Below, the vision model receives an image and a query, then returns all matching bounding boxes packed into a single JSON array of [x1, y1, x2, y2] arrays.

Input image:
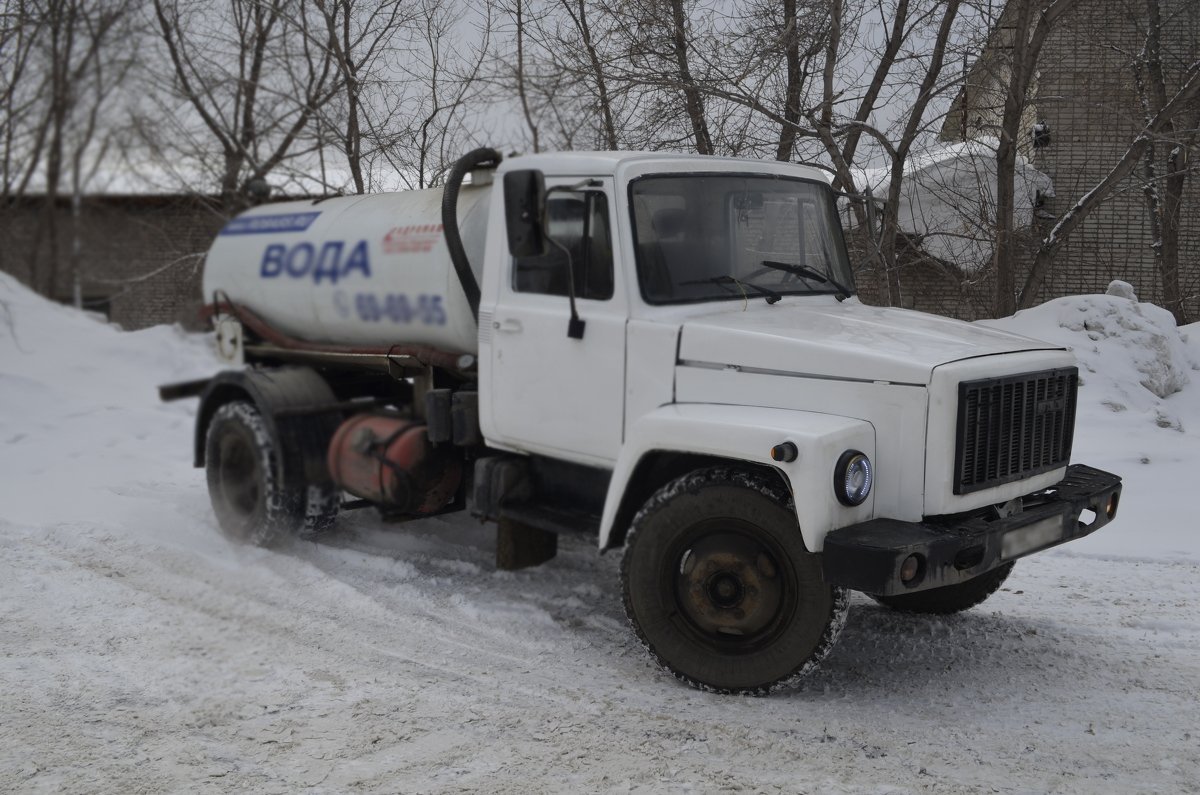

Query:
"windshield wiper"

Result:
[[682, 275, 781, 304], [760, 259, 853, 300]]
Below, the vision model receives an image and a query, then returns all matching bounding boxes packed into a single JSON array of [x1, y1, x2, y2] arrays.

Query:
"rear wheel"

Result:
[[870, 562, 1015, 614], [205, 401, 338, 546], [621, 467, 848, 694]]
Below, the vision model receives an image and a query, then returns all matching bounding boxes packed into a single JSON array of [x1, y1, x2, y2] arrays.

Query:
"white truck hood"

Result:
[[677, 298, 1060, 385]]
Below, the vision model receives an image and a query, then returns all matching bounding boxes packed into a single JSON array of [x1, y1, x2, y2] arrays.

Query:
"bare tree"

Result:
[[807, 0, 966, 305], [1, 1, 47, 303], [675, 0, 829, 159], [773, 0, 825, 161], [4, 0, 134, 297], [62, 4, 136, 306], [310, 0, 414, 194], [983, 0, 1081, 315], [504, 0, 542, 151], [1018, 62, 1200, 308], [514, 0, 970, 304], [487, 0, 604, 152], [491, 0, 829, 159], [150, 0, 339, 205], [813, 0, 905, 192], [902, 0, 1198, 318], [1, 0, 50, 200], [1128, 0, 1198, 324], [371, 0, 493, 189], [558, 0, 620, 149], [492, 0, 628, 151], [595, 0, 719, 154], [666, 0, 711, 153]]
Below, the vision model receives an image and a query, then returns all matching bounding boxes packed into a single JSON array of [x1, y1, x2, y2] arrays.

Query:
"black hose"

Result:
[[442, 147, 502, 321]]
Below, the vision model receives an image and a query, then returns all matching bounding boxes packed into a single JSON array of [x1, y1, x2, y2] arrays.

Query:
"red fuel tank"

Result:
[[326, 414, 461, 514]]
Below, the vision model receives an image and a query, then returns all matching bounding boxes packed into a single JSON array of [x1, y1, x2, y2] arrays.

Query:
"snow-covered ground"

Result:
[[2, 273, 1198, 793]]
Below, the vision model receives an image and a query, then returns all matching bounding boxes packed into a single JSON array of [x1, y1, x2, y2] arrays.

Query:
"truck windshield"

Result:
[[629, 174, 855, 304]]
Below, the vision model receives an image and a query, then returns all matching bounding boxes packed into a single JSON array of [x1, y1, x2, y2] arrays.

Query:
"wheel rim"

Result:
[[670, 520, 796, 653], [217, 430, 261, 532]]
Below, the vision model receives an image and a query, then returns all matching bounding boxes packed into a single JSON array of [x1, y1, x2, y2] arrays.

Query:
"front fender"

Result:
[[599, 404, 876, 553]]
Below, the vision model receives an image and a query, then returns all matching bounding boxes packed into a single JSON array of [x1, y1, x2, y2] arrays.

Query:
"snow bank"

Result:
[[983, 285, 1194, 404], [849, 138, 1052, 270], [0, 271, 220, 532], [979, 283, 1200, 561]]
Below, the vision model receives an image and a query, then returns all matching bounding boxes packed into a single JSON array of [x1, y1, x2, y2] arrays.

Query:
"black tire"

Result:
[[205, 401, 338, 546], [621, 467, 849, 695], [870, 562, 1015, 615]]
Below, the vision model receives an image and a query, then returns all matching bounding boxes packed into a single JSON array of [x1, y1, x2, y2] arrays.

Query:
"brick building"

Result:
[[938, 0, 1199, 321], [0, 195, 227, 330]]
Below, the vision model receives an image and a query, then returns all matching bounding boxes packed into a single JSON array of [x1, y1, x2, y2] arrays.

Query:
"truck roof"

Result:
[[497, 151, 832, 183]]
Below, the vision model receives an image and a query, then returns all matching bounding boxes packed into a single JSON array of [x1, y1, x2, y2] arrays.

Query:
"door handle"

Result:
[[494, 318, 523, 333]]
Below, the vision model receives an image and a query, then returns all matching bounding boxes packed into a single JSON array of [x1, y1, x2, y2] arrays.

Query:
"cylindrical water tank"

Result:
[[201, 185, 491, 354]]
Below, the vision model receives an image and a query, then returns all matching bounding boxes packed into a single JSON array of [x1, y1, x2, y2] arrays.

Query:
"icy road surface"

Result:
[[2, 274, 1198, 793]]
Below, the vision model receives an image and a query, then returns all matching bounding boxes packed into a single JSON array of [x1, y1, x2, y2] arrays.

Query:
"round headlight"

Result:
[[834, 450, 872, 506]]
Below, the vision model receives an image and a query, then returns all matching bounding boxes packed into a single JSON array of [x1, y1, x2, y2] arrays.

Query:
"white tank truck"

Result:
[[162, 148, 1123, 693]]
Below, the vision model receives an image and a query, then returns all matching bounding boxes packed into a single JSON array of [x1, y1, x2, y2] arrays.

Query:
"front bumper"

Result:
[[821, 464, 1121, 596]]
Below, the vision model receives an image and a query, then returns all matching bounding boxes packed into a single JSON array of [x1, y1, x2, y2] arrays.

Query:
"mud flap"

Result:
[[496, 517, 558, 570]]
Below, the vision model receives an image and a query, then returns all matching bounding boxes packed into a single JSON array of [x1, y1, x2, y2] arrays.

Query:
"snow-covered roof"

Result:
[[847, 137, 1053, 271]]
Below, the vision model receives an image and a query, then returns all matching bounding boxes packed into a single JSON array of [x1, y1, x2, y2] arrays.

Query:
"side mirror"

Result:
[[503, 169, 547, 257]]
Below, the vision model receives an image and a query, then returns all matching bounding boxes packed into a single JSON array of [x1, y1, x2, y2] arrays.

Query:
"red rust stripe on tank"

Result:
[[199, 297, 467, 372]]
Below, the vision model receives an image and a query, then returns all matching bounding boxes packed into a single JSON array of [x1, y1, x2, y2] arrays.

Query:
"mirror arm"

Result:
[[543, 233, 586, 340], [547, 179, 603, 196]]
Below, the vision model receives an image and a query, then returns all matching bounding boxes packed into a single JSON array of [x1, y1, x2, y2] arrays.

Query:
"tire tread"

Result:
[[620, 466, 848, 695]]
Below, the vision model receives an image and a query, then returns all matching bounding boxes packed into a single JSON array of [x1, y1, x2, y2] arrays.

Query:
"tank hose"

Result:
[[442, 147, 503, 321]]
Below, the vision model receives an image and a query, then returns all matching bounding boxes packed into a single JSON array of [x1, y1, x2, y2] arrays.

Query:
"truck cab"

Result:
[[178, 150, 1122, 694]]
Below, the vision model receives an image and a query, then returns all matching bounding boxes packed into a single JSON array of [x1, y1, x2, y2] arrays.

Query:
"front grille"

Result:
[[954, 367, 1077, 494]]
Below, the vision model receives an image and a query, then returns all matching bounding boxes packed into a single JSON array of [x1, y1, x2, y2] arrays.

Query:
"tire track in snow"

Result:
[[4, 513, 1198, 793]]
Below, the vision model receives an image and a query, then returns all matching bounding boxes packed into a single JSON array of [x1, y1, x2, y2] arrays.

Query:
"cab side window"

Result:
[[514, 192, 614, 300]]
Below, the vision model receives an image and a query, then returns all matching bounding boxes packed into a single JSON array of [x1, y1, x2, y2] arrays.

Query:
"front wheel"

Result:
[[621, 467, 848, 694]]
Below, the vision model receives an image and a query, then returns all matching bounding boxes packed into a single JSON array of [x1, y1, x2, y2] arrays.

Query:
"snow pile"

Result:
[[979, 282, 1200, 560], [986, 284, 1193, 402], [849, 137, 1053, 270], [0, 271, 220, 531], [979, 283, 1196, 419]]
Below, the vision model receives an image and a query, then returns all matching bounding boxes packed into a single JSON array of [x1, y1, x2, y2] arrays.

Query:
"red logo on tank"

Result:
[[383, 224, 444, 255]]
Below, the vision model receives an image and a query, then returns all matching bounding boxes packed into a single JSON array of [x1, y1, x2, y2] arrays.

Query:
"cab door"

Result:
[[482, 179, 627, 465]]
